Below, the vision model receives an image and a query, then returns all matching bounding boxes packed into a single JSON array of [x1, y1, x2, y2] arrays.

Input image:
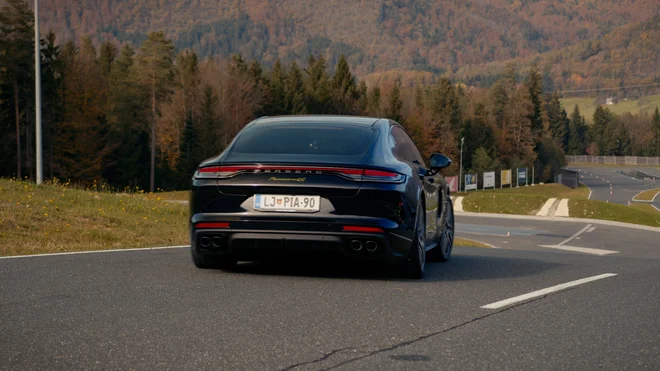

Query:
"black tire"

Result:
[[191, 247, 237, 270], [404, 204, 426, 279], [428, 199, 454, 262]]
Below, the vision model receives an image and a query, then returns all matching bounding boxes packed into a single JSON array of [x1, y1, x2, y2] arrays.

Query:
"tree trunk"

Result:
[[14, 79, 21, 179], [150, 78, 156, 193]]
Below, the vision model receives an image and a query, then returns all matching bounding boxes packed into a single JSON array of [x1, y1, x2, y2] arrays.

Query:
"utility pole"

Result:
[[34, 0, 43, 184], [459, 137, 464, 193]]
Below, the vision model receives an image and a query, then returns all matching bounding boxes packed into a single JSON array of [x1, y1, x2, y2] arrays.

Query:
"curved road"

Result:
[[1, 214, 660, 370], [568, 165, 660, 209]]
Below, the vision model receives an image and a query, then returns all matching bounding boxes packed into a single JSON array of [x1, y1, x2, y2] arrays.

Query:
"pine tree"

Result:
[[304, 54, 331, 113], [0, 0, 34, 178], [367, 86, 381, 116], [470, 147, 494, 174], [41, 30, 64, 179], [545, 93, 569, 150], [385, 81, 403, 123], [331, 55, 358, 114], [99, 41, 118, 79], [593, 105, 614, 155], [285, 61, 306, 114], [264, 58, 287, 116], [524, 62, 545, 138], [135, 31, 175, 192], [198, 85, 220, 160], [107, 45, 150, 188]]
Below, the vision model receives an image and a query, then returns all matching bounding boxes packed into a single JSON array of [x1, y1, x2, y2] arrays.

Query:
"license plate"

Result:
[[254, 195, 321, 213]]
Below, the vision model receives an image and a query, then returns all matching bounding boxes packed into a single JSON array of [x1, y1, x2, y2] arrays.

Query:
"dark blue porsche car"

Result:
[[188, 115, 455, 278]]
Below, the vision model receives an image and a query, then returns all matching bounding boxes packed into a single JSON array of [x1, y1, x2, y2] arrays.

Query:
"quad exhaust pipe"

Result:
[[199, 236, 211, 248], [365, 241, 378, 252]]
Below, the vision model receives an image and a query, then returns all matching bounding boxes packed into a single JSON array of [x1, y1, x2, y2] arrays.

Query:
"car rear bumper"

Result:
[[190, 213, 413, 263]]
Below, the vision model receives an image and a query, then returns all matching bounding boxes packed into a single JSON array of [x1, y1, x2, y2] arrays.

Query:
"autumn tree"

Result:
[[545, 93, 570, 150], [135, 31, 175, 192]]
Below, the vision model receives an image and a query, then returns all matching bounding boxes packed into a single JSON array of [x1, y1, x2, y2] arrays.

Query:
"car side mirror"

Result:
[[429, 153, 452, 170]]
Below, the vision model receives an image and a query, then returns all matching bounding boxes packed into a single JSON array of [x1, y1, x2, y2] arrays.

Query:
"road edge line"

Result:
[[0, 245, 190, 260]]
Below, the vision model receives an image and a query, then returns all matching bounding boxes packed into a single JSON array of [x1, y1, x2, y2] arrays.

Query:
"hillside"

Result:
[[560, 94, 660, 123], [37, 0, 660, 84], [455, 14, 660, 91]]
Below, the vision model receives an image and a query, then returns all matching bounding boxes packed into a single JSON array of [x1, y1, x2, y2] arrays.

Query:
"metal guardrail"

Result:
[[566, 155, 660, 166]]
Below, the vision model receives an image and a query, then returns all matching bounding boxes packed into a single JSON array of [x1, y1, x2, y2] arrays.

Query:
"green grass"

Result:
[[569, 199, 660, 227], [462, 193, 548, 215], [457, 183, 590, 215], [0, 178, 188, 256], [629, 203, 660, 213], [561, 94, 660, 123], [632, 187, 660, 201], [459, 183, 590, 199]]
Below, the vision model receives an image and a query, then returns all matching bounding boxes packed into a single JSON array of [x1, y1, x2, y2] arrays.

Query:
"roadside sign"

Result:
[[446, 176, 458, 193], [483, 171, 496, 189], [465, 173, 478, 191], [501, 169, 512, 188], [518, 168, 527, 186]]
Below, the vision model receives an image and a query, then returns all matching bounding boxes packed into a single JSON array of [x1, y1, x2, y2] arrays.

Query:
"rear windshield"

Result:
[[230, 123, 376, 155]]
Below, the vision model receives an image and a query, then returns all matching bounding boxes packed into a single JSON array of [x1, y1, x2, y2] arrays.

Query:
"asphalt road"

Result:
[[2, 214, 660, 370], [567, 165, 660, 208]]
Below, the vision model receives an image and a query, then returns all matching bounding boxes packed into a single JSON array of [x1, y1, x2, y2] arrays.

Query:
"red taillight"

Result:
[[195, 165, 403, 182], [196, 222, 230, 229], [342, 226, 384, 233]]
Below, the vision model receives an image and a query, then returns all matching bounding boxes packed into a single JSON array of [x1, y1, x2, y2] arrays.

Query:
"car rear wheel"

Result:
[[428, 199, 454, 262], [191, 247, 237, 270], [404, 204, 426, 279]]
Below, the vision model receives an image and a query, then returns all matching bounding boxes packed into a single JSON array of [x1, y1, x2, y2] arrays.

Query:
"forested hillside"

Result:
[[2, 0, 660, 193], [35, 0, 660, 88]]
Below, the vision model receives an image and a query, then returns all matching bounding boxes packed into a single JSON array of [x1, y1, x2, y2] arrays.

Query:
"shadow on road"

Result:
[[223, 249, 565, 282]]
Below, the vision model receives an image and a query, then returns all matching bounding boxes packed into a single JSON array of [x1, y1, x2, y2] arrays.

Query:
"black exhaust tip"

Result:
[[366, 241, 378, 252], [350, 240, 363, 252], [211, 236, 223, 249], [199, 236, 211, 248]]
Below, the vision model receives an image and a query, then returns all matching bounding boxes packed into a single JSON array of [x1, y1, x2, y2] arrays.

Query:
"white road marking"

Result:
[[579, 182, 593, 200], [481, 273, 618, 309], [538, 244, 619, 256], [557, 224, 592, 246], [555, 199, 570, 217], [587, 227, 596, 233], [536, 198, 557, 216], [0, 245, 190, 260]]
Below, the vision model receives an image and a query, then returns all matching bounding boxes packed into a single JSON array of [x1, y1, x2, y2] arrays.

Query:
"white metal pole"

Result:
[[34, 0, 43, 184], [459, 137, 464, 193]]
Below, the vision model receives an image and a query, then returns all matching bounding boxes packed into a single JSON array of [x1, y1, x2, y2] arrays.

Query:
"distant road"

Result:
[[1, 214, 659, 370], [567, 165, 660, 208]]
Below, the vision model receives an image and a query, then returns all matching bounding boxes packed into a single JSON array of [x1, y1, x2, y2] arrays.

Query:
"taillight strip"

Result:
[[196, 165, 403, 182], [196, 222, 230, 229]]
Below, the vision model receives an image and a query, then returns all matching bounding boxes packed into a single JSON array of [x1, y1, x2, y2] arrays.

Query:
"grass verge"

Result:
[[629, 203, 660, 213], [456, 184, 588, 215], [633, 187, 660, 201], [454, 237, 495, 249], [457, 183, 590, 200], [569, 200, 660, 227], [0, 179, 188, 257], [462, 193, 547, 215]]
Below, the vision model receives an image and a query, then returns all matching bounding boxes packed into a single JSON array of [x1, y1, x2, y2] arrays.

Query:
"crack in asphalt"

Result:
[[280, 294, 556, 371]]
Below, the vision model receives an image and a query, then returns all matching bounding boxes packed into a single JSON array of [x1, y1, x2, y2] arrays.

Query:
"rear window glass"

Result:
[[230, 123, 376, 155]]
